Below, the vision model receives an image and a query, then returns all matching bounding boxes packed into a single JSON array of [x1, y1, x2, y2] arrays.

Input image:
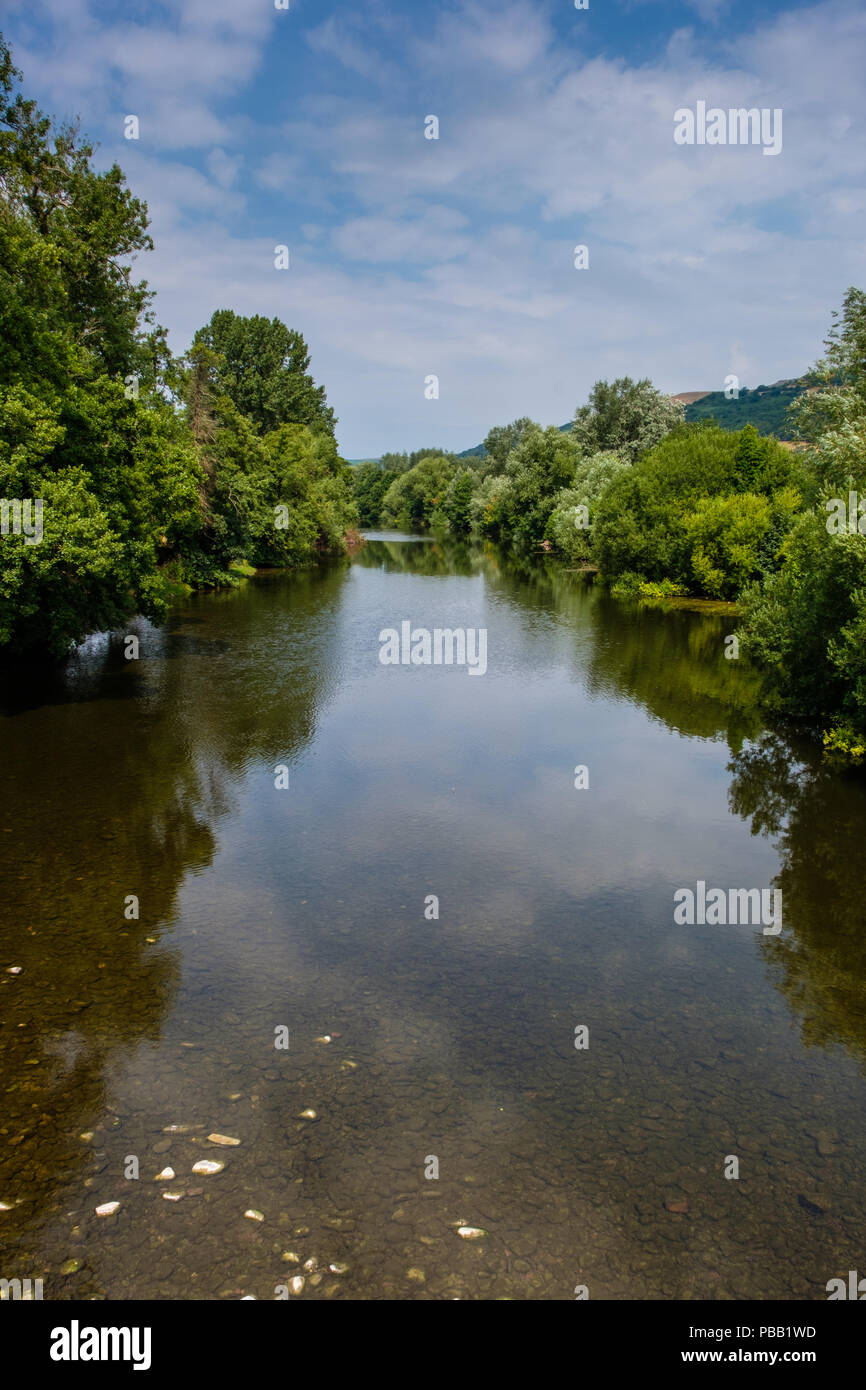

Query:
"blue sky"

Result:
[[3, 0, 864, 457]]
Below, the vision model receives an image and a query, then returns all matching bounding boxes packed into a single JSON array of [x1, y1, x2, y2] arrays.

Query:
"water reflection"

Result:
[[1, 545, 865, 1301], [729, 733, 866, 1067], [0, 564, 349, 1287]]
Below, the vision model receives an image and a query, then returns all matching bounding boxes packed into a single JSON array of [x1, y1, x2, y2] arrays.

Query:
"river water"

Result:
[[1, 533, 865, 1300]]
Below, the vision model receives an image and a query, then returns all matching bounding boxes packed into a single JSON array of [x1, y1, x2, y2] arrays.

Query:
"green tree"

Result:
[[483, 425, 581, 550], [481, 418, 535, 474], [193, 310, 336, 437], [380, 454, 456, 531], [741, 289, 866, 751], [572, 377, 684, 464], [545, 450, 628, 562], [443, 468, 475, 535], [593, 423, 802, 595], [0, 34, 201, 655], [352, 460, 398, 527]]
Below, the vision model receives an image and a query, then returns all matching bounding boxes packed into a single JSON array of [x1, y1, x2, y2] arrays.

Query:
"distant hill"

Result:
[[456, 442, 487, 459], [679, 377, 814, 439], [672, 391, 713, 405]]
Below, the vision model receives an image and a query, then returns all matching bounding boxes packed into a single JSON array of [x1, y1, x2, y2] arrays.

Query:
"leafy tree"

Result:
[[479, 425, 581, 550], [545, 450, 628, 562], [352, 460, 398, 527], [593, 423, 802, 594], [741, 288, 866, 749], [0, 34, 356, 655], [572, 377, 684, 464], [379, 446, 457, 474], [481, 418, 535, 474], [193, 310, 336, 437], [0, 34, 201, 655], [0, 39, 154, 380], [380, 454, 456, 531], [443, 468, 475, 535]]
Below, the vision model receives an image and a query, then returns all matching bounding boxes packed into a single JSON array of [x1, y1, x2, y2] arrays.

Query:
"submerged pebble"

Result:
[[208, 1133, 241, 1146], [457, 1226, 486, 1239], [244, 1209, 264, 1222], [95, 1202, 120, 1217], [192, 1160, 224, 1175]]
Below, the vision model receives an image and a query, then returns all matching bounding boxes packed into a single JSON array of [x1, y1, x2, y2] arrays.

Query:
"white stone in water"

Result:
[[457, 1226, 487, 1239], [289, 1276, 305, 1295], [95, 1202, 120, 1217], [297, 1109, 317, 1120], [328, 1262, 348, 1275], [162, 1192, 184, 1202], [241, 1295, 256, 1300], [192, 1160, 224, 1175], [208, 1133, 241, 1146], [314, 1036, 332, 1044], [303, 1257, 317, 1271], [154, 1167, 175, 1181], [244, 1209, 264, 1222], [0, 1202, 14, 1212], [6, 966, 22, 975]]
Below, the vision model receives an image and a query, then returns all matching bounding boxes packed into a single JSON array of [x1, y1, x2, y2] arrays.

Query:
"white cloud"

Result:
[[5, 0, 866, 455]]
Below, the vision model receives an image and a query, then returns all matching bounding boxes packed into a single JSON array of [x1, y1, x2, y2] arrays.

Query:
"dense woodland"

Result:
[[2, 35, 866, 756]]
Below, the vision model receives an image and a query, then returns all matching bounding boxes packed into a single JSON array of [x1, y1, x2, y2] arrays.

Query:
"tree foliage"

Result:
[[0, 34, 355, 656], [571, 377, 684, 463]]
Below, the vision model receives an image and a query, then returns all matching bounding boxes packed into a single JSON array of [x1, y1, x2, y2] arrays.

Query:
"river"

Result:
[[1, 532, 865, 1300]]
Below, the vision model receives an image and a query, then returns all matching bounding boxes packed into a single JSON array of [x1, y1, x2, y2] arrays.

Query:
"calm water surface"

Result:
[[1, 534, 865, 1300]]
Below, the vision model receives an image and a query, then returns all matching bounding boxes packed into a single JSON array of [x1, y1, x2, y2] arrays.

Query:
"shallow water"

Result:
[[1, 535, 865, 1300]]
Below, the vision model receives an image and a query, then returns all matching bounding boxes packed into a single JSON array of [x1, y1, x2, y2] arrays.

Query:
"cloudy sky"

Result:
[[3, 0, 865, 457]]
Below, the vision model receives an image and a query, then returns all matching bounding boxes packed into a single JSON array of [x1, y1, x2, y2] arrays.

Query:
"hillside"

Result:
[[680, 377, 814, 439]]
